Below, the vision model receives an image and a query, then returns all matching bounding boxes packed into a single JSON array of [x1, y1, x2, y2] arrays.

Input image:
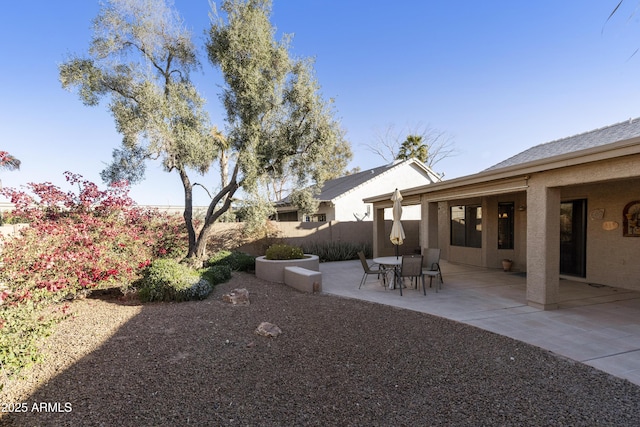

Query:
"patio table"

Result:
[[373, 256, 403, 289]]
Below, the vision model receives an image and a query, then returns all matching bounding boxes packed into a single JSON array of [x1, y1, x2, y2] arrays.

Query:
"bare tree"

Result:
[[366, 123, 457, 172]]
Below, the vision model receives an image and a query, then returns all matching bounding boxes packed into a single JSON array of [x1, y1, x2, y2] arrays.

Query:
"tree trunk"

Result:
[[177, 167, 197, 258], [220, 149, 229, 188], [192, 227, 210, 259], [189, 163, 240, 261]]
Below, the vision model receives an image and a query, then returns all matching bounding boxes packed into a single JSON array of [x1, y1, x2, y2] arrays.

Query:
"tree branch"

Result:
[[193, 182, 213, 199], [205, 162, 240, 223]]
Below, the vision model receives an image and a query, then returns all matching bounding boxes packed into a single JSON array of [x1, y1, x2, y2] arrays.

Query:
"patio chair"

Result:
[[422, 248, 443, 294], [358, 251, 387, 288], [398, 255, 423, 296]]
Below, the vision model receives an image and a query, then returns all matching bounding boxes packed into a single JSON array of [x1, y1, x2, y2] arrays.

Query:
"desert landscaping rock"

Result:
[[222, 287, 250, 305], [1, 272, 640, 426], [254, 321, 282, 338]]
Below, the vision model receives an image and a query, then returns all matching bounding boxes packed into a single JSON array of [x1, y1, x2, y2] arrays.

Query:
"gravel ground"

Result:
[[2, 272, 640, 426]]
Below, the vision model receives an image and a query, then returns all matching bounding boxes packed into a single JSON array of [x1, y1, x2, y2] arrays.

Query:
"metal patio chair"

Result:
[[422, 248, 443, 294], [398, 254, 423, 296], [358, 251, 387, 288]]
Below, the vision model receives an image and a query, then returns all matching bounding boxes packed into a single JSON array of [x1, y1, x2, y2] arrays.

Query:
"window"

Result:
[[450, 205, 482, 248], [498, 202, 514, 249], [277, 211, 299, 222], [304, 213, 327, 222]]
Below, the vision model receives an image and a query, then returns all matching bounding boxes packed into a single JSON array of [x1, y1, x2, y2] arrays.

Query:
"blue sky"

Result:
[[2, 1, 640, 206]]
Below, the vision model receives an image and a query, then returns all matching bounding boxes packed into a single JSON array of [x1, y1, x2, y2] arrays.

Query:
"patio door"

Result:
[[560, 199, 586, 277]]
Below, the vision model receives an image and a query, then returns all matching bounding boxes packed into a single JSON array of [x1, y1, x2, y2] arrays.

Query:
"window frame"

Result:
[[450, 204, 482, 248], [498, 202, 515, 250]]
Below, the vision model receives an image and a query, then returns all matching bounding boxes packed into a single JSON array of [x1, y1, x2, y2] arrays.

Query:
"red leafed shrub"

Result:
[[0, 172, 190, 378], [0, 172, 188, 301]]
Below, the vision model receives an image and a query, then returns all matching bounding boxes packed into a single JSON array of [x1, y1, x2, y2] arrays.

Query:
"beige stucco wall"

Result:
[[429, 154, 640, 292], [434, 175, 640, 290], [272, 220, 373, 245], [376, 219, 420, 256], [522, 154, 640, 293], [208, 220, 375, 256], [560, 178, 640, 289], [526, 184, 561, 309], [372, 204, 421, 257], [485, 194, 528, 270], [432, 192, 527, 271]]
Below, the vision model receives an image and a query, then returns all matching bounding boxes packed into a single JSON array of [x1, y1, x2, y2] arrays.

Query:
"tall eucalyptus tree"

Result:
[[60, 0, 351, 259], [60, 0, 218, 258], [206, 0, 351, 224]]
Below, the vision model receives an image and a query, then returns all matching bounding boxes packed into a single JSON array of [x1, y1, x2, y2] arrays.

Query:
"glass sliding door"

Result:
[[560, 199, 587, 277], [498, 202, 514, 249]]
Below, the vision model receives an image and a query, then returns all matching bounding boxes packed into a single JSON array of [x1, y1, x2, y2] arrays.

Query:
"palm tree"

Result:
[[396, 135, 429, 164]]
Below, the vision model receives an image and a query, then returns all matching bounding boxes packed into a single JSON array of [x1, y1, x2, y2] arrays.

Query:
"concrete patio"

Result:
[[319, 259, 640, 387]]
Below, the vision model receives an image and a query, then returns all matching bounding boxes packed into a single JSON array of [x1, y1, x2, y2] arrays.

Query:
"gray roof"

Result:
[[315, 163, 399, 201], [276, 159, 435, 205], [485, 118, 640, 171]]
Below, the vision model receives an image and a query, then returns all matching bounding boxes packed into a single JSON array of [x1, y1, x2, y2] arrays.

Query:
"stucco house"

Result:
[[365, 118, 640, 310], [274, 158, 441, 222]]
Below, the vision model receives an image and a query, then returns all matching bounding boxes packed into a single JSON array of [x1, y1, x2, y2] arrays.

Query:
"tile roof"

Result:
[[485, 117, 640, 171]]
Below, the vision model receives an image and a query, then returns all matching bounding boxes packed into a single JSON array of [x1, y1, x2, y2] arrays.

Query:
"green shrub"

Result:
[[0, 300, 67, 381], [207, 250, 233, 265], [0, 211, 28, 226], [265, 244, 304, 260], [200, 264, 232, 285], [207, 250, 255, 271], [301, 241, 372, 262], [137, 259, 212, 302], [187, 279, 214, 301]]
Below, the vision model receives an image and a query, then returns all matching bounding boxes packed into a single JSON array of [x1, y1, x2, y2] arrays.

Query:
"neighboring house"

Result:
[[365, 118, 640, 310], [274, 158, 441, 222]]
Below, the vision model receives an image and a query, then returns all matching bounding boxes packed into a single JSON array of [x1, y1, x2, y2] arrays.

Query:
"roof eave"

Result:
[[364, 137, 640, 203], [329, 158, 438, 202]]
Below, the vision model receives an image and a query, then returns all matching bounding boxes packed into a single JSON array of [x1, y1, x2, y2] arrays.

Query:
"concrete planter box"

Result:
[[255, 255, 320, 283]]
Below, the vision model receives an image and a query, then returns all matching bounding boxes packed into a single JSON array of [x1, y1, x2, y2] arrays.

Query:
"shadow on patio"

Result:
[[320, 259, 640, 386]]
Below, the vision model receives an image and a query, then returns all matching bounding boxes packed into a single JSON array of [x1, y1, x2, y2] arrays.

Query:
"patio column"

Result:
[[526, 184, 560, 310], [372, 206, 385, 257], [420, 199, 439, 250]]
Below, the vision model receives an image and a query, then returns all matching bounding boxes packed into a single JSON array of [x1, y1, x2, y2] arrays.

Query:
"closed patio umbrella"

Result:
[[390, 188, 405, 259]]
